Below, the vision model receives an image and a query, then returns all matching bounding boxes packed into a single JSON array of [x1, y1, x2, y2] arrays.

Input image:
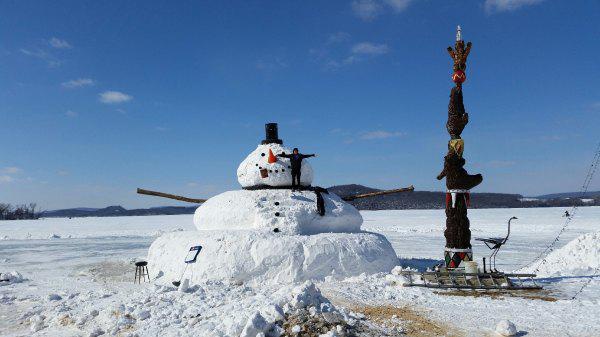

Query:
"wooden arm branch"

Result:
[[137, 188, 206, 204], [341, 185, 414, 201]]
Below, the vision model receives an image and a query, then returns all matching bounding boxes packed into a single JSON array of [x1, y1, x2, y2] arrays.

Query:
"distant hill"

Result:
[[328, 184, 525, 210], [534, 191, 600, 199], [41, 205, 196, 218], [328, 184, 600, 210], [39, 185, 599, 218]]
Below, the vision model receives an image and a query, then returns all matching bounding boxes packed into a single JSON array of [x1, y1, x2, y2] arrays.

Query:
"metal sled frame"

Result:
[[400, 270, 542, 290]]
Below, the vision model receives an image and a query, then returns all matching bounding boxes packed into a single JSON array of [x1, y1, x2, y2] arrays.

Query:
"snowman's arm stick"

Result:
[[341, 185, 414, 201], [137, 188, 206, 204]]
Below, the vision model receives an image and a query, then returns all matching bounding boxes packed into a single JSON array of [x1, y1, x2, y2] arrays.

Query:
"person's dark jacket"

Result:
[[278, 152, 315, 171]]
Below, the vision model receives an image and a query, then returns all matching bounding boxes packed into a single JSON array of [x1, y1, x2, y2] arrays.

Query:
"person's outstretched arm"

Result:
[[302, 154, 316, 159], [278, 152, 291, 158]]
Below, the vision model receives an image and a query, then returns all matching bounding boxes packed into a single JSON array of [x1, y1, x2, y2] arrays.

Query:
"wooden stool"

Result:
[[134, 261, 149, 284]]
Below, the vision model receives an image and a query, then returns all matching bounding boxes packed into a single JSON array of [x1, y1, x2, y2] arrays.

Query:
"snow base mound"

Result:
[[193, 189, 362, 234], [148, 230, 397, 286], [532, 230, 600, 277]]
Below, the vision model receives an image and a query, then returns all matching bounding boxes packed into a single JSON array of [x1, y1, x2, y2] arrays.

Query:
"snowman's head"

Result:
[[236, 124, 314, 188]]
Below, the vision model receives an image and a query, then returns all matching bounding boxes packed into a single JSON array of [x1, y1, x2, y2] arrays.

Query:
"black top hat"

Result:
[[261, 123, 283, 145]]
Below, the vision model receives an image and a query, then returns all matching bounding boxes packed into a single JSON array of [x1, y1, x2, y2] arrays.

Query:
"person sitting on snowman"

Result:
[[278, 148, 316, 190]]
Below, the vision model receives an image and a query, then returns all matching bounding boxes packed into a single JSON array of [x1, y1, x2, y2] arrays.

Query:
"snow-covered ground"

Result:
[[1, 206, 599, 336]]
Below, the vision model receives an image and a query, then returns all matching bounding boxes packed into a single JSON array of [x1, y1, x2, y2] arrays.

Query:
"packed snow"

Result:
[[149, 230, 397, 286], [1, 206, 600, 336], [237, 143, 313, 188], [193, 189, 362, 234], [186, 135, 397, 288]]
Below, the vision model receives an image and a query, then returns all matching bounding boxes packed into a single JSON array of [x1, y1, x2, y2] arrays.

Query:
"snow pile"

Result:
[[495, 320, 517, 336], [193, 189, 362, 234], [237, 143, 313, 188], [10, 277, 363, 336], [533, 230, 600, 277], [0, 271, 25, 285], [148, 230, 398, 286]]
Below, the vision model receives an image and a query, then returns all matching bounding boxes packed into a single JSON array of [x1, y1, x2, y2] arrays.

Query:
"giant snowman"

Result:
[[148, 123, 398, 285]]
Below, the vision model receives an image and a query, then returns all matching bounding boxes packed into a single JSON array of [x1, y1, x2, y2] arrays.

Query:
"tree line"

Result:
[[0, 203, 40, 220]]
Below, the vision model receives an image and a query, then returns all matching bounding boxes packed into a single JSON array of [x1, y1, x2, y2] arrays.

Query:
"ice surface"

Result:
[[1, 207, 600, 336], [193, 189, 362, 234], [147, 230, 398, 285], [237, 143, 313, 188]]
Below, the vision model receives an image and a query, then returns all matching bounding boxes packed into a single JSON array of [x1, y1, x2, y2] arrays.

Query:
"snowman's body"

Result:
[[148, 124, 398, 286], [194, 143, 362, 235], [236, 143, 313, 188], [194, 189, 361, 235]]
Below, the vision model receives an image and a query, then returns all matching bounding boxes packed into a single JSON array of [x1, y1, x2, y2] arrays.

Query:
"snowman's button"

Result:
[[282, 169, 285, 172], [275, 170, 278, 173], [274, 202, 280, 206], [275, 212, 280, 216]]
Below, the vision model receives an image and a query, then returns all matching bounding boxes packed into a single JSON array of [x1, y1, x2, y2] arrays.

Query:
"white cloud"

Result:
[[351, 0, 382, 21], [65, 110, 78, 118], [20, 48, 47, 58], [351, 0, 412, 20], [49, 37, 72, 49], [57, 170, 69, 176], [0, 175, 14, 183], [360, 130, 405, 140], [20, 48, 61, 67], [383, 0, 412, 12], [323, 42, 388, 69], [484, 0, 544, 13], [352, 42, 389, 55], [187, 182, 198, 187], [2, 167, 22, 174], [327, 32, 351, 44], [99, 91, 133, 104], [62, 78, 95, 88]]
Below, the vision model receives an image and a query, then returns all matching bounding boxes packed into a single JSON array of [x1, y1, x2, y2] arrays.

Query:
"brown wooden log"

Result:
[[341, 185, 414, 201], [137, 188, 206, 204]]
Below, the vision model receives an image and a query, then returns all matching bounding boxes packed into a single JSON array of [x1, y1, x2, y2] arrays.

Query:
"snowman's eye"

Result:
[[259, 166, 262, 169], [255, 164, 258, 166], [261, 153, 265, 157]]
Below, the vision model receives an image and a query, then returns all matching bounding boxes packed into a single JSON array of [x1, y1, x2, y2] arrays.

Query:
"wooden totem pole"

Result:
[[437, 26, 483, 268]]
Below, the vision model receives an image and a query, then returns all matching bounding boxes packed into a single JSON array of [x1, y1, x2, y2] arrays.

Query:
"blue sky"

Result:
[[1, 0, 599, 210]]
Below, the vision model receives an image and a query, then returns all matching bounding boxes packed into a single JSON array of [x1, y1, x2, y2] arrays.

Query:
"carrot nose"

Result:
[[268, 149, 277, 164]]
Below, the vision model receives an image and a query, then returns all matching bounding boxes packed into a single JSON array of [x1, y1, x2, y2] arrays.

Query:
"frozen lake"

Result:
[[1, 206, 599, 336]]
